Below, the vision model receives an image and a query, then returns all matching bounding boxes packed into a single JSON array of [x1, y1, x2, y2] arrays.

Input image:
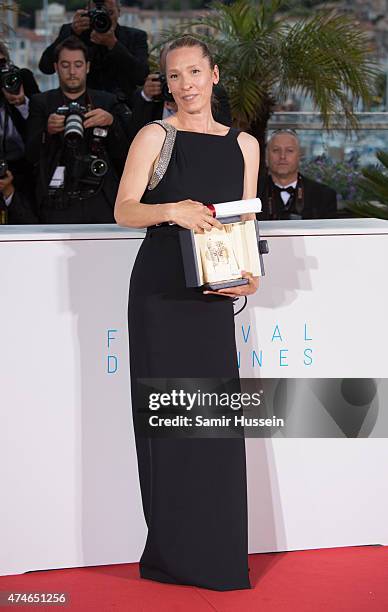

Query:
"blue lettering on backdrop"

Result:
[[107, 329, 117, 348], [252, 350, 263, 367], [107, 329, 118, 374], [271, 325, 283, 342], [304, 348, 313, 366], [279, 349, 289, 367], [241, 324, 251, 343], [237, 322, 315, 369], [108, 355, 118, 374], [304, 323, 312, 341]]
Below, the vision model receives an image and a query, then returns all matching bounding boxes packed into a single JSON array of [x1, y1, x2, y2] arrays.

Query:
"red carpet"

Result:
[[1, 546, 388, 611]]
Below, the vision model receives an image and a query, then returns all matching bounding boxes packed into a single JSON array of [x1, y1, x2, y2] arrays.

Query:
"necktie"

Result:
[[275, 185, 296, 197], [272, 185, 295, 210]]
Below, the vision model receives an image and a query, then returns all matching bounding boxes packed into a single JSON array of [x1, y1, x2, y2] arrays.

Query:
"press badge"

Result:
[[49, 166, 65, 188]]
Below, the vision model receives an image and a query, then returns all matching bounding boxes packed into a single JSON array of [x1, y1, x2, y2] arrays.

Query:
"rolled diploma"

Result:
[[208, 197, 262, 218]]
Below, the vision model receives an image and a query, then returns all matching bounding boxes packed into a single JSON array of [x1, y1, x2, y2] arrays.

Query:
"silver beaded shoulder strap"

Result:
[[147, 120, 177, 190]]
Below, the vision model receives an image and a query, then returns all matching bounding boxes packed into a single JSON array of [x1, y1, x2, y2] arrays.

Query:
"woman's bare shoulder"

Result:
[[132, 122, 168, 149], [124, 123, 169, 172], [237, 131, 260, 151]]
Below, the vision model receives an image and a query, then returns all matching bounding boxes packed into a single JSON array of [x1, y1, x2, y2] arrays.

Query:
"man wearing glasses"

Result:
[[259, 129, 337, 220]]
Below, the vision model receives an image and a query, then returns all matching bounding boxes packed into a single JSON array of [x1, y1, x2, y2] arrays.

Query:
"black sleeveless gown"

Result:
[[128, 124, 251, 591]]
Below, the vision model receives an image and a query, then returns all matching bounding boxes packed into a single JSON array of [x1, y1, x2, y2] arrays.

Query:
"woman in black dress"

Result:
[[115, 36, 260, 591]]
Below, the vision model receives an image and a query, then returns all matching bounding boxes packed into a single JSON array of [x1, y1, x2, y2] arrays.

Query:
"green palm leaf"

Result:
[[346, 201, 388, 220], [160, 0, 380, 133], [346, 150, 388, 218], [375, 151, 388, 169]]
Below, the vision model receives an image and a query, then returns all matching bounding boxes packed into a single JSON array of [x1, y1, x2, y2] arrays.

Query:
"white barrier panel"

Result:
[[1, 219, 388, 576]]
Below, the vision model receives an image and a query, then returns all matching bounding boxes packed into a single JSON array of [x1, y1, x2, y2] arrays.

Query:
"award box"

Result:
[[179, 198, 269, 291]]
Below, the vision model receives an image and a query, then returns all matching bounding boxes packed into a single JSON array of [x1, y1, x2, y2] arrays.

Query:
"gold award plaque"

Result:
[[194, 220, 261, 286]]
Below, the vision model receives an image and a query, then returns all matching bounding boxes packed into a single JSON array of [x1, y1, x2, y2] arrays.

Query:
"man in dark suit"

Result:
[[130, 45, 232, 138], [0, 41, 40, 222], [259, 129, 337, 220], [0, 169, 39, 224], [27, 36, 130, 224], [38, 0, 149, 107]]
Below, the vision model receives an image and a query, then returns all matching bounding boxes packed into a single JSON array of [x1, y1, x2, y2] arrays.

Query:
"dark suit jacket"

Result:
[[130, 83, 232, 138], [259, 173, 337, 220], [0, 68, 40, 144], [26, 87, 130, 218], [7, 190, 39, 224], [0, 68, 40, 208], [38, 24, 149, 104]]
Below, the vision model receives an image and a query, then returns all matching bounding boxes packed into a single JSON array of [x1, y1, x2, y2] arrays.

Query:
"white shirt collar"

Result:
[[274, 179, 297, 190]]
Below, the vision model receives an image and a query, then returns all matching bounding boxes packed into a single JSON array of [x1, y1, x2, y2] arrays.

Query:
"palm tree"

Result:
[[172, 0, 379, 160], [346, 151, 388, 220]]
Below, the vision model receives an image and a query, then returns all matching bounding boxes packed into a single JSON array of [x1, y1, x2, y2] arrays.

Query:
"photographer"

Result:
[[259, 129, 337, 220], [130, 45, 232, 137], [0, 41, 40, 220], [27, 36, 130, 224], [0, 169, 38, 224], [38, 0, 148, 107]]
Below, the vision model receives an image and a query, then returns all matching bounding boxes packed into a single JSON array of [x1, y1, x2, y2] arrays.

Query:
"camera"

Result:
[[0, 59, 22, 95], [68, 150, 108, 190], [89, 157, 108, 177], [57, 102, 88, 146], [84, 0, 112, 34], [49, 103, 109, 204], [83, 129, 109, 179], [153, 73, 174, 104], [0, 159, 8, 179], [51, 128, 109, 202]]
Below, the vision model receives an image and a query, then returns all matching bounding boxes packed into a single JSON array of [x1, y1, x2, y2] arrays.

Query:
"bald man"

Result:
[[259, 129, 337, 220]]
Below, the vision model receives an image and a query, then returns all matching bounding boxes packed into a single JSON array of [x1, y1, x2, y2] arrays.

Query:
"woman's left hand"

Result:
[[203, 271, 259, 298]]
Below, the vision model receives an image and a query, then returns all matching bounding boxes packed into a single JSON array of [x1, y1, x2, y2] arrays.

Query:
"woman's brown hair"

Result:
[[167, 35, 215, 69]]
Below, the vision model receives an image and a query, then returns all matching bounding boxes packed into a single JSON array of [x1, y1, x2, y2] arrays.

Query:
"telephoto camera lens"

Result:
[[90, 158, 108, 177], [64, 113, 84, 146]]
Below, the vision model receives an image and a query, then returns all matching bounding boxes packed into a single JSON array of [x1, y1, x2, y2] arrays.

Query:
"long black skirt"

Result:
[[128, 226, 250, 591]]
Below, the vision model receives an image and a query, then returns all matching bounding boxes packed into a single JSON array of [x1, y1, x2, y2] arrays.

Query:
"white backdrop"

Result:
[[1, 219, 388, 576]]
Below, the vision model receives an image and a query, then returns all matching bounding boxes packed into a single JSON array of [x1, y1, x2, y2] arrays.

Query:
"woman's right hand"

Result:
[[169, 200, 223, 233]]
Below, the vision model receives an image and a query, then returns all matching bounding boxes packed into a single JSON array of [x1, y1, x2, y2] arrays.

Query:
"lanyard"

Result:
[[267, 173, 304, 219]]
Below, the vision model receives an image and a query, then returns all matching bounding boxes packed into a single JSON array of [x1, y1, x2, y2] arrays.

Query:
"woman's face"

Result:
[[165, 46, 219, 115]]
